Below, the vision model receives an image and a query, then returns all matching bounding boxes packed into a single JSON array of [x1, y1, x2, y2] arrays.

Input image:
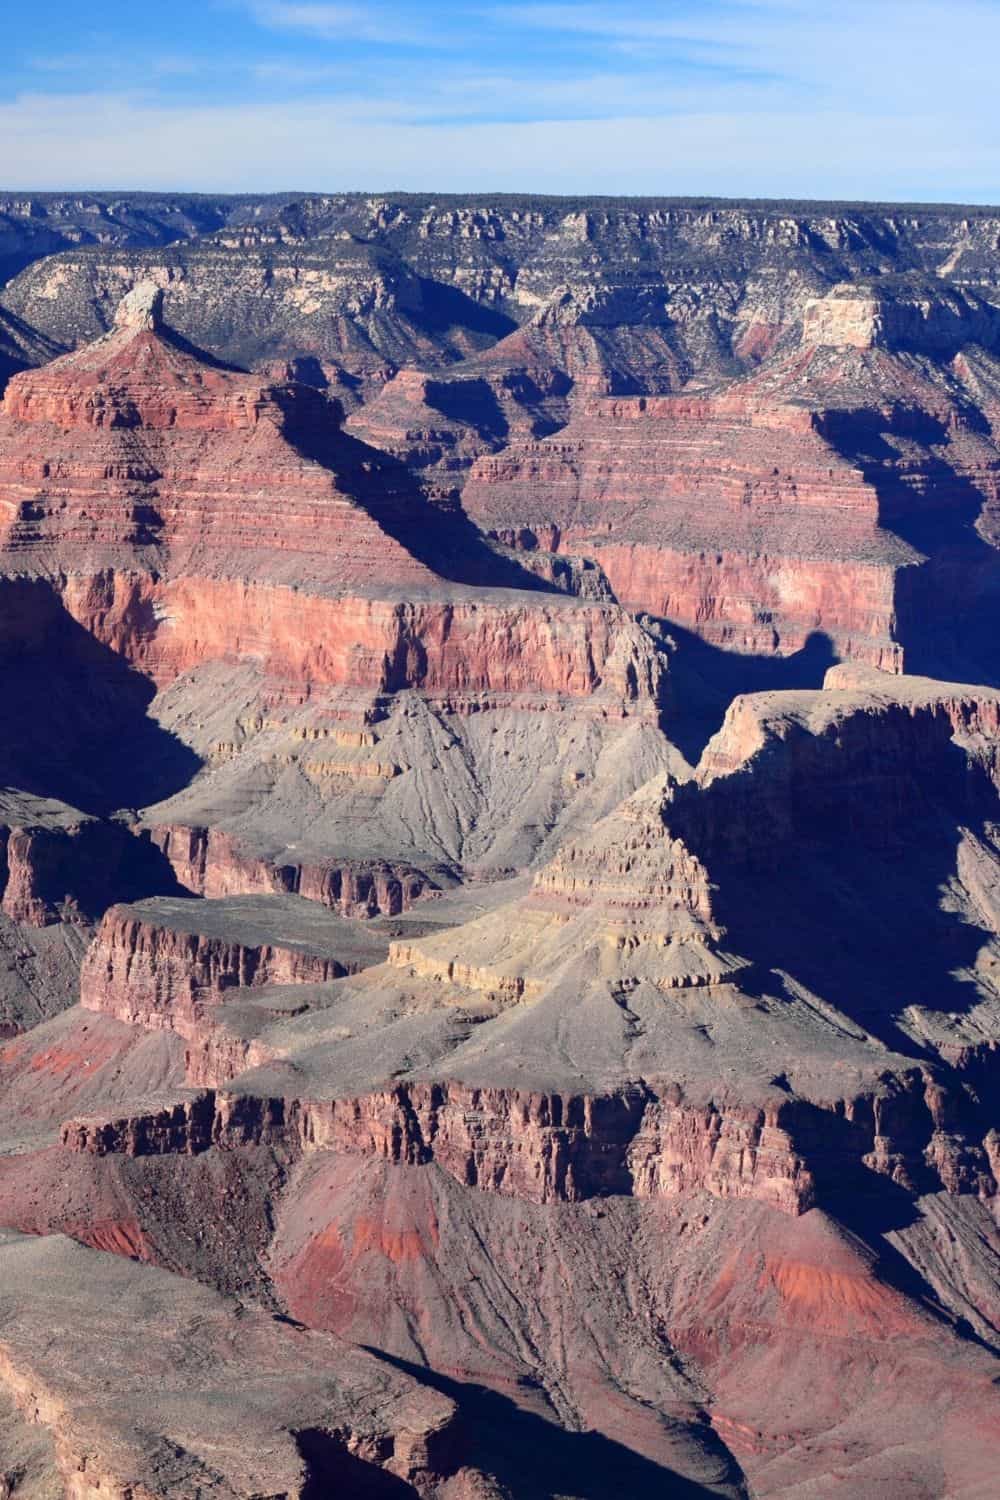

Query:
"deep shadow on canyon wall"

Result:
[[0, 578, 200, 815], [364, 1350, 744, 1500]]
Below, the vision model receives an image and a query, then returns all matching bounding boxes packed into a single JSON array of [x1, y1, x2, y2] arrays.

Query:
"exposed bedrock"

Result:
[[2, 1068, 995, 1496], [146, 822, 439, 916], [801, 278, 1000, 354], [13, 196, 1000, 380], [3, 229, 1000, 1499], [342, 289, 686, 506], [683, 668, 1000, 858], [264, 1161, 1000, 1500], [0, 800, 179, 928], [58, 669, 1000, 1216], [0, 296, 439, 598], [0, 287, 675, 903], [57, 572, 667, 706], [0, 1230, 479, 1500], [463, 284, 1000, 676], [649, 672, 1000, 1070], [0, 796, 184, 1035], [57, 1068, 999, 1219], [0, 286, 668, 718], [80, 896, 390, 1036]]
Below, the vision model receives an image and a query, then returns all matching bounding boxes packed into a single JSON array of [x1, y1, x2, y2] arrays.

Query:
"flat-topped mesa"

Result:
[[802, 280, 1000, 354], [464, 399, 903, 664], [0, 790, 180, 930], [665, 668, 1000, 870], [698, 667, 1000, 792], [145, 824, 441, 917], [80, 895, 390, 1044]]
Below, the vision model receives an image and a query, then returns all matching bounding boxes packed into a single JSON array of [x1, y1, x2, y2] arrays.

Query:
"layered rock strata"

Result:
[[464, 284, 1000, 671], [147, 822, 443, 915], [5, 202, 1000, 1499], [0, 791, 169, 927], [13, 196, 1000, 381], [60, 1067, 998, 1218], [0, 286, 672, 893], [80, 894, 390, 1037], [51, 672, 1000, 1221], [0, 286, 668, 708], [344, 287, 684, 503]]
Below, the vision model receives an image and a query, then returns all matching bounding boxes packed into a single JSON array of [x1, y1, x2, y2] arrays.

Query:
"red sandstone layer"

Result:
[[0, 290, 670, 731], [53, 570, 665, 702], [57, 1066, 999, 1219], [463, 300, 1000, 663]]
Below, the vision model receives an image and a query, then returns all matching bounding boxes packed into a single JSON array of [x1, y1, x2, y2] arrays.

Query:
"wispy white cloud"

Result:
[[29, 51, 234, 80], [249, 59, 354, 83], [27, 46, 357, 93], [492, 0, 1000, 107], [251, 2, 431, 45], [1, 87, 998, 201], [491, 3, 751, 45], [4, 1, 1000, 200]]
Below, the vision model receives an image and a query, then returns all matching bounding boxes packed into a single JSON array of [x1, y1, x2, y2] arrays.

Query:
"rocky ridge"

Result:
[[45, 671, 1000, 1228], [0, 287, 675, 895]]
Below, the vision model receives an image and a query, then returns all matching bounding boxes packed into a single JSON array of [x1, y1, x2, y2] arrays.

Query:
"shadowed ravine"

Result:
[[363, 1351, 750, 1500]]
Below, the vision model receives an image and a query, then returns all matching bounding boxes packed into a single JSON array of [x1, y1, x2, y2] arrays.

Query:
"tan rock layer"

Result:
[[147, 823, 437, 916]]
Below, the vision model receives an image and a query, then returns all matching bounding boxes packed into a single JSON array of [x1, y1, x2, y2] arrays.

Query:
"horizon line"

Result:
[[3, 188, 1000, 213]]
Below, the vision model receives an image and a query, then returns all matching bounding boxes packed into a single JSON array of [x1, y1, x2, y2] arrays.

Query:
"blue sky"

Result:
[[2, 1, 999, 200]]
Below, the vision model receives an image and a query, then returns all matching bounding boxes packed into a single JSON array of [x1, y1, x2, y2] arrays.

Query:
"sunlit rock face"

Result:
[[465, 282, 1000, 675], [0, 199, 999, 1499]]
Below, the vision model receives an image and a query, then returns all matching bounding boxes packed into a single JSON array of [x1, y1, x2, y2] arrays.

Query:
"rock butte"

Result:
[[0, 199, 999, 1496]]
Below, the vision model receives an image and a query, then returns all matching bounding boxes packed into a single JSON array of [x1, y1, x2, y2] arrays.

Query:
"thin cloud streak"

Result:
[[493, 0, 1000, 106], [251, 2, 434, 45]]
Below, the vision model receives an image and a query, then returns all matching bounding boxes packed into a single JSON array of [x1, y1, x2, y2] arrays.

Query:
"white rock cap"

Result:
[[115, 282, 165, 332]]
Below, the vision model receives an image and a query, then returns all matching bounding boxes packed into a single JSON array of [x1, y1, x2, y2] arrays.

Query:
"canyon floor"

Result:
[[0, 194, 998, 1496]]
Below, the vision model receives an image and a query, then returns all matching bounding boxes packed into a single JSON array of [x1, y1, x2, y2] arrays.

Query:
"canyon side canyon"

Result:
[[0, 193, 999, 1496]]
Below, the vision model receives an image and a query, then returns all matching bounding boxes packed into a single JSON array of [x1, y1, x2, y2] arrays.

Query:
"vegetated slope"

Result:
[[8, 194, 1000, 386]]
